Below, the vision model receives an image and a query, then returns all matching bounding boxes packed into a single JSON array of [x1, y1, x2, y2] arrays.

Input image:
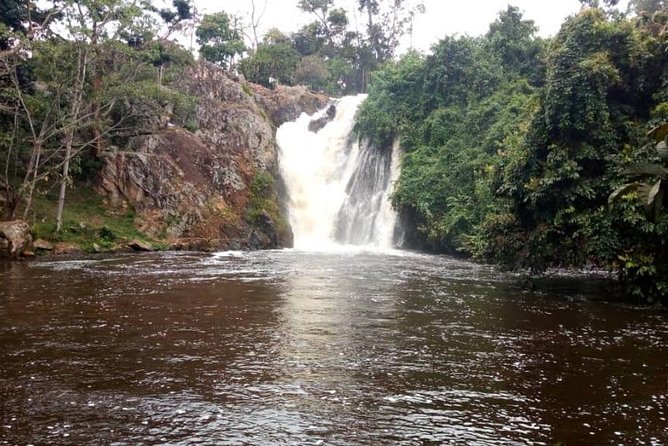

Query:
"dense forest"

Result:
[[1, 0, 667, 302], [355, 0, 668, 302]]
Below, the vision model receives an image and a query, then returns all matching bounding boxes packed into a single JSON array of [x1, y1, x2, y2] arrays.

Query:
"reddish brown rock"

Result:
[[53, 242, 84, 256], [98, 62, 327, 251]]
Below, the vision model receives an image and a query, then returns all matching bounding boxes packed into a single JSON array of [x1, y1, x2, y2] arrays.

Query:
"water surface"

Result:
[[0, 250, 666, 445]]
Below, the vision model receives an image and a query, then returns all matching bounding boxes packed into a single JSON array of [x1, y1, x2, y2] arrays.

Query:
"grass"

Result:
[[28, 184, 161, 253]]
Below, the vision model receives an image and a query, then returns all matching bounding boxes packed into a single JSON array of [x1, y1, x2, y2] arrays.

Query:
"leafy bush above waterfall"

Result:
[[356, 5, 668, 302]]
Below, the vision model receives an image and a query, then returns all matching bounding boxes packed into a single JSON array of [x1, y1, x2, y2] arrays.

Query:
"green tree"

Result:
[[485, 5, 545, 83], [196, 12, 246, 69], [298, 0, 348, 50], [0, 0, 193, 225], [357, 0, 422, 63], [239, 29, 300, 86], [629, 0, 666, 15], [479, 7, 668, 302], [295, 54, 330, 91]]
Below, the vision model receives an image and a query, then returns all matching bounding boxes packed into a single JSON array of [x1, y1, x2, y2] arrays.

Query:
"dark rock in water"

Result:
[[247, 210, 293, 250], [248, 211, 278, 249], [0, 220, 33, 259], [128, 239, 155, 252], [308, 104, 337, 133]]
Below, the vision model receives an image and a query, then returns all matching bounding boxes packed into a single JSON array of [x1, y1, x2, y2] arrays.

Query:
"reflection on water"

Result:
[[0, 250, 666, 445]]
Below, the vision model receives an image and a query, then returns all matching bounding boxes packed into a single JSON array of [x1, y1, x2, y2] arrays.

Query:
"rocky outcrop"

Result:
[[0, 220, 33, 258], [308, 104, 337, 133], [251, 83, 329, 126], [98, 62, 329, 250]]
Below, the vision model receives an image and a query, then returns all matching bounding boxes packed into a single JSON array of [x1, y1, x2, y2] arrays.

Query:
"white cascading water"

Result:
[[277, 94, 402, 251]]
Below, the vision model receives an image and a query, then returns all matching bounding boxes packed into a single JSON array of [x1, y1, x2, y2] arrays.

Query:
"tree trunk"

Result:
[[1, 180, 18, 221], [90, 26, 103, 159], [55, 138, 72, 232], [56, 47, 87, 232], [91, 74, 103, 157], [22, 143, 42, 220]]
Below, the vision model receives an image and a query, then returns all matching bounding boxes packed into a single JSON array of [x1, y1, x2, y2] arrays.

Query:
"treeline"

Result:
[[0, 0, 199, 229], [196, 0, 424, 93], [355, 1, 668, 301]]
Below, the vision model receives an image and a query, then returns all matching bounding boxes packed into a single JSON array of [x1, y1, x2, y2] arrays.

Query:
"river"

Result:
[[0, 249, 666, 445]]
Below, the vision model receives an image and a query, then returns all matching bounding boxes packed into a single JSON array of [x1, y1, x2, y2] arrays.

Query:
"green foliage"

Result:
[[485, 6, 546, 84], [240, 30, 300, 86], [489, 9, 659, 262], [354, 51, 426, 147], [475, 7, 667, 302], [355, 17, 543, 252], [155, 0, 193, 25], [245, 171, 288, 234], [606, 121, 668, 300], [30, 186, 154, 252], [391, 80, 538, 252], [196, 12, 246, 69], [270, 0, 424, 93], [295, 55, 331, 91], [358, 5, 668, 302], [1, 0, 197, 223]]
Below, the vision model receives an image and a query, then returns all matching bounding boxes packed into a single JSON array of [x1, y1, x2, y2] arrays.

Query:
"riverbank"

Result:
[[1, 184, 276, 258], [1, 63, 329, 257]]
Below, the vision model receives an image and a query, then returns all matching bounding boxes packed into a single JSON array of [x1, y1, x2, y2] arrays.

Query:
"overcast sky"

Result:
[[193, 0, 606, 53]]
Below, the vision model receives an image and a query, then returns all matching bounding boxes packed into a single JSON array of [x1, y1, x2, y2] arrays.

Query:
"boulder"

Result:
[[0, 220, 33, 259], [308, 104, 337, 133], [54, 242, 84, 255], [33, 239, 55, 251], [128, 239, 155, 252]]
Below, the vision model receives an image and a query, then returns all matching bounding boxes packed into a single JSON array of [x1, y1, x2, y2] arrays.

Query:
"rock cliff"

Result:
[[99, 62, 328, 251]]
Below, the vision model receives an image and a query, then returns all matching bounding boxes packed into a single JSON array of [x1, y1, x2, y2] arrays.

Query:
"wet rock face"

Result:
[[0, 220, 33, 258], [99, 62, 328, 250], [308, 104, 337, 133]]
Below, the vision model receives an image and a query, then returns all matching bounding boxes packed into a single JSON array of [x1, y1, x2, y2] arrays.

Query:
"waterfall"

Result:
[[277, 94, 402, 251]]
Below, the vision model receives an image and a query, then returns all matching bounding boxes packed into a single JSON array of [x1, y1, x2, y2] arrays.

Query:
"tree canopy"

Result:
[[196, 12, 246, 69], [355, 4, 668, 302]]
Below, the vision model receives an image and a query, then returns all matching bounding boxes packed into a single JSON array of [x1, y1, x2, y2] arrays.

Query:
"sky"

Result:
[[193, 0, 597, 53]]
